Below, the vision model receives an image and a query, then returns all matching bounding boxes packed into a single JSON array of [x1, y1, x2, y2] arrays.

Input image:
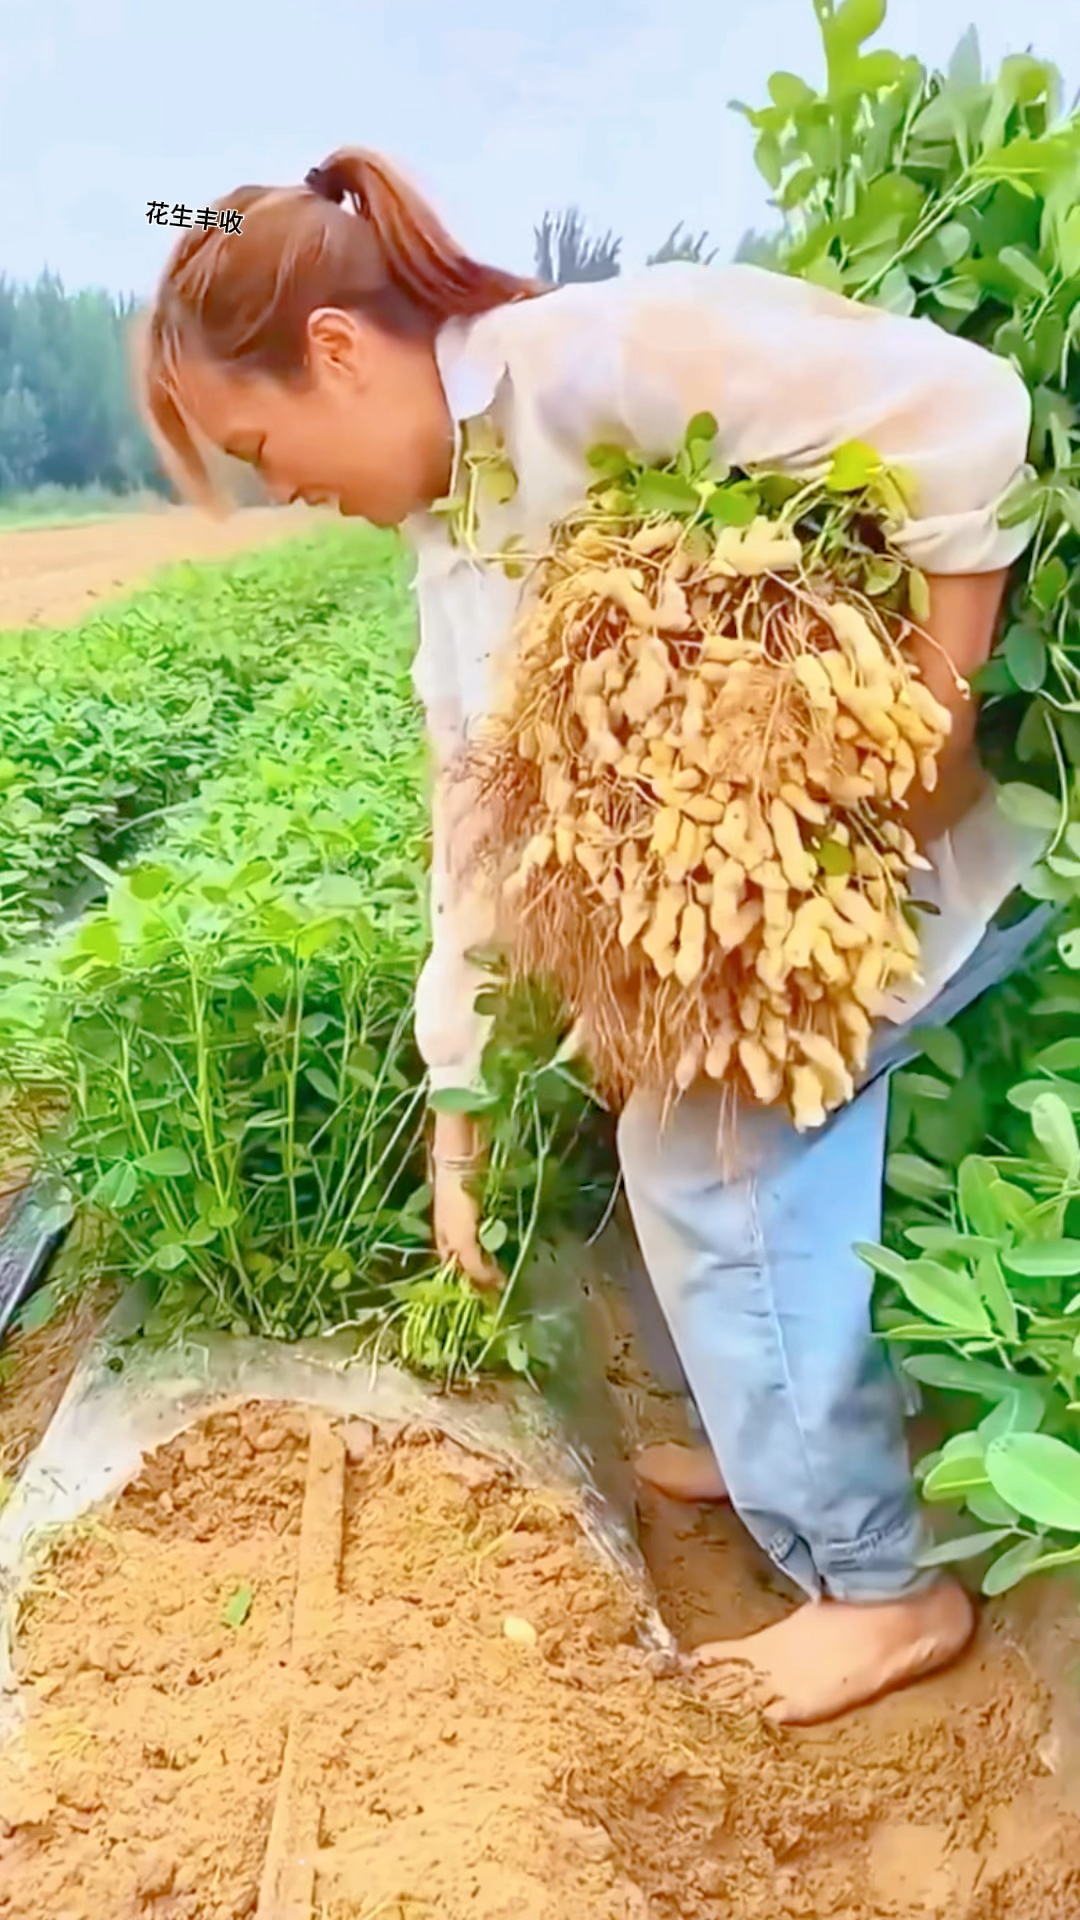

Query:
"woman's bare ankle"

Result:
[[634, 1440, 729, 1504]]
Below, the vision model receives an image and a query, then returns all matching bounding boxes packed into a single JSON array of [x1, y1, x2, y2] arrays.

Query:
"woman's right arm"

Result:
[[410, 548, 502, 1286]]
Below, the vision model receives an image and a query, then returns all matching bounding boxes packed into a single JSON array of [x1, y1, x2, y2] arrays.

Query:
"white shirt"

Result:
[[405, 263, 1045, 1096]]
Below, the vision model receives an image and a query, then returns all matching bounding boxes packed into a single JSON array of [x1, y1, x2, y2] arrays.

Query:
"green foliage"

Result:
[[582, 411, 925, 604], [856, 944, 1080, 1592], [746, 8, 1080, 858], [0, 529, 606, 1378], [744, 4, 1080, 1593], [856, 957, 1080, 1592], [0, 537, 394, 948]]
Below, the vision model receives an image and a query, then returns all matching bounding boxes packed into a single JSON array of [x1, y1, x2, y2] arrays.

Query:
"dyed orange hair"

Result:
[[137, 148, 542, 506]]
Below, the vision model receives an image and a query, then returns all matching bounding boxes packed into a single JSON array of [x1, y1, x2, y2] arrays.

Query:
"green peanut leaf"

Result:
[[586, 443, 634, 478], [890, 1256, 993, 1334], [825, 440, 878, 492], [967, 1488, 1021, 1528], [137, 1148, 193, 1179], [909, 1026, 966, 1079], [977, 1253, 1020, 1344], [924, 1444, 992, 1503], [478, 1218, 508, 1254], [767, 70, 817, 113], [876, 266, 916, 316], [1006, 1079, 1080, 1115], [634, 469, 702, 517], [150, 1242, 188, 1273], [979, 1384, 1046, 1442], [222, 1584, 254, 1629], [999, 245, 1050, 295], [981, 1537, 1050, 1596], [76, 920, 121, 966], [685, 411, 720, 447], [985, 1433, 1080, 1533], [1003, 1240, 1080, 1279], [1031, 1092, 1080, 1179], [127, 864, 174, 902], [428, 1086, 499, 1117], [1033, 1039, 1080, 1073], [1005, 625, 1048, 692], [917, 1528, 1016, 1568], [705, 485, 759, 526], [90, 1162, 140, 1211], [892, 1071, 952, 1104], [885, 1153, 954, 1201], [903, 1354, 1022, 1399], [997, 783, 1060, 832], [505, 1333, 531, 1374]]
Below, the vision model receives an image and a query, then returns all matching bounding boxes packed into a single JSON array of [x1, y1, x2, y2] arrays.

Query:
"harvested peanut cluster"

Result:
[[463, 431, 950, 1133]]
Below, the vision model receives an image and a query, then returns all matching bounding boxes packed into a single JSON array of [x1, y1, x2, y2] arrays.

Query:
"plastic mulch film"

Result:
[[0, 1282, 677, 1741]]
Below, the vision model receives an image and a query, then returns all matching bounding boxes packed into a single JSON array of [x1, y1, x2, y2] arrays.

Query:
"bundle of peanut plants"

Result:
[[467, 423, 950, 1133]]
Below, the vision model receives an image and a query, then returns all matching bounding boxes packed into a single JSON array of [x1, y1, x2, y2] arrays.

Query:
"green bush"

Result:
[[745, 1, 1080, 1592]]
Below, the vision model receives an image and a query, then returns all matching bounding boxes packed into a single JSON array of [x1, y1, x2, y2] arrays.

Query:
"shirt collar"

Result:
[[434, 310, 509, 425], [404, 312, 511, 556]]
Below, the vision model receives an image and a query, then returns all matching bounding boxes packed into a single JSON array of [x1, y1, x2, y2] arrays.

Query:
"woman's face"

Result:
[[177, 308, 454, 527]]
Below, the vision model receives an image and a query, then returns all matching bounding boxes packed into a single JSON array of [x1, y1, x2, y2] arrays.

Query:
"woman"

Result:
[[138, 149, 1047, 1726]]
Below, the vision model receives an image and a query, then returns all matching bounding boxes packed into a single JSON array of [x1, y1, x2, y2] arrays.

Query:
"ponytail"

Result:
[[303, 147, 540, 317]]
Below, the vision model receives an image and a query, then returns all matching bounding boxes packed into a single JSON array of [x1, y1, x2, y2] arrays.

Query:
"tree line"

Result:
[[0, 276, 165, 498], [0, 210, 763, 501]]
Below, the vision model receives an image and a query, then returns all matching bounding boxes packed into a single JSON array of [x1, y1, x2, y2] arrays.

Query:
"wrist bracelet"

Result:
[[432, 1152, 485, 1174]]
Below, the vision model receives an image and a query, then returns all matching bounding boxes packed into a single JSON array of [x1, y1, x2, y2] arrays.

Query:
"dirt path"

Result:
[[0, 505, 329, 631]]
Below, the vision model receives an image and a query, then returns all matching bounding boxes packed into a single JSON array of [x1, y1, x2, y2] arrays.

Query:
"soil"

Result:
[[0, 505, 331, 631], [0, 1395, 1078, 1920]]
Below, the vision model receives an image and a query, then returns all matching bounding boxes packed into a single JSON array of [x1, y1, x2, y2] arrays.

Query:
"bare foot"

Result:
[[689, 1578, 975, 1726], [634, 1440, 729, 1504]]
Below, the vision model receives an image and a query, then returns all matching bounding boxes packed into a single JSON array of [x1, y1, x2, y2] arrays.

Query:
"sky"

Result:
[[3, 0, 1077, 300]]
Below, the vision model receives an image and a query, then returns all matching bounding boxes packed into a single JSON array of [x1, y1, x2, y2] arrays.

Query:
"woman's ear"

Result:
[[307, 307, 372, 389]]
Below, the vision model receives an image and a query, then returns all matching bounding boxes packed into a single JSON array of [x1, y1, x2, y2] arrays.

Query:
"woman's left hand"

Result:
[[430, 1111, 503, 1291]]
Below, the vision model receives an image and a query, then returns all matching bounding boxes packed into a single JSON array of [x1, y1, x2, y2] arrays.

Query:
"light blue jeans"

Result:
[[617, 904, 1053, 1604]]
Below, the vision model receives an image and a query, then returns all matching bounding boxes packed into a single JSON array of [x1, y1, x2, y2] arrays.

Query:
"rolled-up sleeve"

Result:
[[856, 321, 1036, 575], [611, 262, 1037, 579], [882, 346, 1034, 576], [409, 543, 498, 1099]]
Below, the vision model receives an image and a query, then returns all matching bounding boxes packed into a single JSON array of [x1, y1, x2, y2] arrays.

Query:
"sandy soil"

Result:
[[0, 505, 328, 631], [0, 1386, 1078, 1920]]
